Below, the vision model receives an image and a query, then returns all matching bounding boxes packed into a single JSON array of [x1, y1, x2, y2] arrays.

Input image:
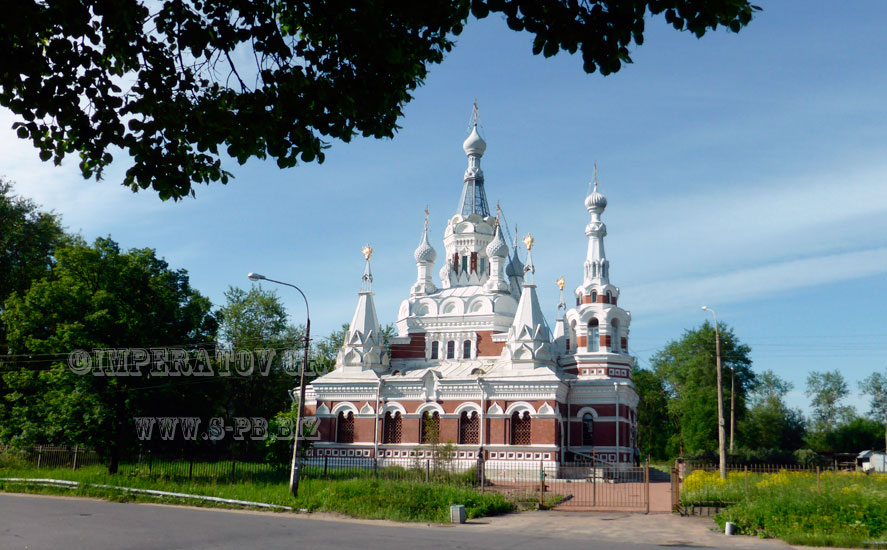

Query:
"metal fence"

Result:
[[0, 445, 103, 471], [2, 445, 657, 511]]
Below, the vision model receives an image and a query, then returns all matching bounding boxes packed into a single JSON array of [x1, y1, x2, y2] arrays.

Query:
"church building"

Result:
[[302, 111, 639, 471]]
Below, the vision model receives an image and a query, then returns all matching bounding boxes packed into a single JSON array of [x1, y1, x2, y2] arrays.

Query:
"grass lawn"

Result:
[[681, 469, 887, 548], [0, 462, 514, 523]]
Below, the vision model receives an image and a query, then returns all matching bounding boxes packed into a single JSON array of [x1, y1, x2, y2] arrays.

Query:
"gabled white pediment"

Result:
[[359, 403, 375, 415], [487, 403, 504, 415]]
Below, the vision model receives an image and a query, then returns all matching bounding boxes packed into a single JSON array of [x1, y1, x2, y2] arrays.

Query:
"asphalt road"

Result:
[[1, 493, 684, 550]]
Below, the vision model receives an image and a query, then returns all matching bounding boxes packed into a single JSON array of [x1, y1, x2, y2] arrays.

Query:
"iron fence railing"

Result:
[[2, 445, 656, 511]]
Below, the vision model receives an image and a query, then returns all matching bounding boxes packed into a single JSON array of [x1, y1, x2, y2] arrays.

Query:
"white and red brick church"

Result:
[[303, 110, 639, 471]]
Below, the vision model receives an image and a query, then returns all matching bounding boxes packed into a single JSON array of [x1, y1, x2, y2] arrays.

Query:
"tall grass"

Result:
[[681, 469, 887, 547], [0, 462, 511, 523]]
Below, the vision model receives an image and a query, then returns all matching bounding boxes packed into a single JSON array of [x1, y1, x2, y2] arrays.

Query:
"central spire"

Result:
[[457, 100, 491, 217]]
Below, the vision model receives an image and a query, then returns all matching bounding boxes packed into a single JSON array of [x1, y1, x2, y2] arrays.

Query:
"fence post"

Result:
[[426, 459, 430, 483], [36, 445, 42, 470], [73, 446, 79, 471], [644, 458, 650, 514], [323, 455, 328, 478], [592, 462, 597, 507], [744, 466, 749, 501], [189, 457, 193, 482], [148, 450, 152, 475], [539, 461, 545, 507], [817, 466, 821, 493], [231, 459, 236, 479]]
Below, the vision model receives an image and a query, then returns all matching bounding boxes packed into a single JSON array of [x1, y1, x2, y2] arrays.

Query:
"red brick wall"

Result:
[[577, 336, 587, 348], [476, 330, 505, 357], [390, 333, 426, 359]]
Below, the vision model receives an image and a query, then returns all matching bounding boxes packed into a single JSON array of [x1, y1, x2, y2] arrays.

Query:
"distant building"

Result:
[[302, 109, 639, 470], [858, 450, 887, 473]]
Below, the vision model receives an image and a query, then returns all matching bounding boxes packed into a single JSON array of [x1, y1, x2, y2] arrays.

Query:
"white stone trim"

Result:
[[574, 406, 598, 420], [453, 402, 482, 416], [504, 401, 536, 416], [415, 402, 446, 416], [330, 402, 359, 416], [379, 402, 406, 415]]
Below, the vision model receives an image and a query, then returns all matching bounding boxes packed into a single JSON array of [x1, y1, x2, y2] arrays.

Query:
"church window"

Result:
[[470, 252, 478, 273], [588, 319, 600, 352], [446, 341, 455, 359], [591, 291, 597, 303], [606, 291, 612, 304], [459, 411, 479, 444], [565, 338, 570, 351], [461, 255, 468, 273], [430, 341, 439, 359], [511, 411, 531, 445], [420, 411, 440, 444], [383, 411, 402, 444], [463, 340, 471, 359], [453, 252, 459, 273], [611, 319, 620, 352], [581, 413, 594, 446], [337, 411, 354, 443], [479, 257, 486, 275]]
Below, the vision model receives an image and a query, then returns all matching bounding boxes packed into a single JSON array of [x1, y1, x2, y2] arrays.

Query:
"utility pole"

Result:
[[702, 306, 727, 480]]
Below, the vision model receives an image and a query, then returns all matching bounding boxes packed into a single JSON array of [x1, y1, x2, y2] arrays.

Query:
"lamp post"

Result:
[[701, 306, 726, 480], [248, 272, 310, 498]]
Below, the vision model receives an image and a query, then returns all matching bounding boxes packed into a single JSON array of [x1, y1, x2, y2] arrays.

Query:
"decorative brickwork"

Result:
[[337, 411, 354, 443], [383, 411, 402, 444], [511, 411, 531, 445], [459, 411, 479, 444], [420, 411, 440, 444]]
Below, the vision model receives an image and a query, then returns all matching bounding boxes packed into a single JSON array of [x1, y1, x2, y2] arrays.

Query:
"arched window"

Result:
[[588, 318, 600, 352], [591, 291, 598, 303], [446, 341, 455, 359], [463, 340, 471, 359], [461, 255, 469, 274], [430, 341, 439, 360], [479, 257, 486, 275], [459, 411, 479, 444], [582, 413, 595, 446], [383, 411, 402, 444], [421, 411, 440, 444], [337, 411, 354, 443], [511, 411, 531, 445], [606, 291, 612, 304], [611, 319, 620, 352]]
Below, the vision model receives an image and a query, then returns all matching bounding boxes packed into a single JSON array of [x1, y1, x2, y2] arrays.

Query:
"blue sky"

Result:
[[2, 1, 886, 416]]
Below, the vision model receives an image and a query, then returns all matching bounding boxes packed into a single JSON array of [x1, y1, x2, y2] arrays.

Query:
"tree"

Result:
[[806, 370, 855, 432], [632, 363, 676, 460], [215, 285, 303, 458], [741, 370, 805, 453], [0, 1, 758, 200], [860, 370, 887, 452], [1, 237, 218, 472], [0, 180, 66, 338], [650, 321, 754, 457]]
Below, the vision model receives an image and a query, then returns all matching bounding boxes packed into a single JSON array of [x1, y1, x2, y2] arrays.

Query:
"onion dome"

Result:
[[462, 126, 487, 157], [585, 181, 607, 213], [413, 230, 437, 263], [485, 225, 509, 258], [506, 248, 524, 278]]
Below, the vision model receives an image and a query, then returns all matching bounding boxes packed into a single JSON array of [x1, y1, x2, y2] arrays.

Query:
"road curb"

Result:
[[0, 477, 295, 511]]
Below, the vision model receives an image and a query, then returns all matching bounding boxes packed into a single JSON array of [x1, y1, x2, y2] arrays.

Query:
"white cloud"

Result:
[[631, 245, 887, 318]]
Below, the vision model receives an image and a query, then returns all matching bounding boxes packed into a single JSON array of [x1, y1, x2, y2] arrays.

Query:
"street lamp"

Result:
[[701, 306, 727, 480], [248, 272, 310, 498]]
